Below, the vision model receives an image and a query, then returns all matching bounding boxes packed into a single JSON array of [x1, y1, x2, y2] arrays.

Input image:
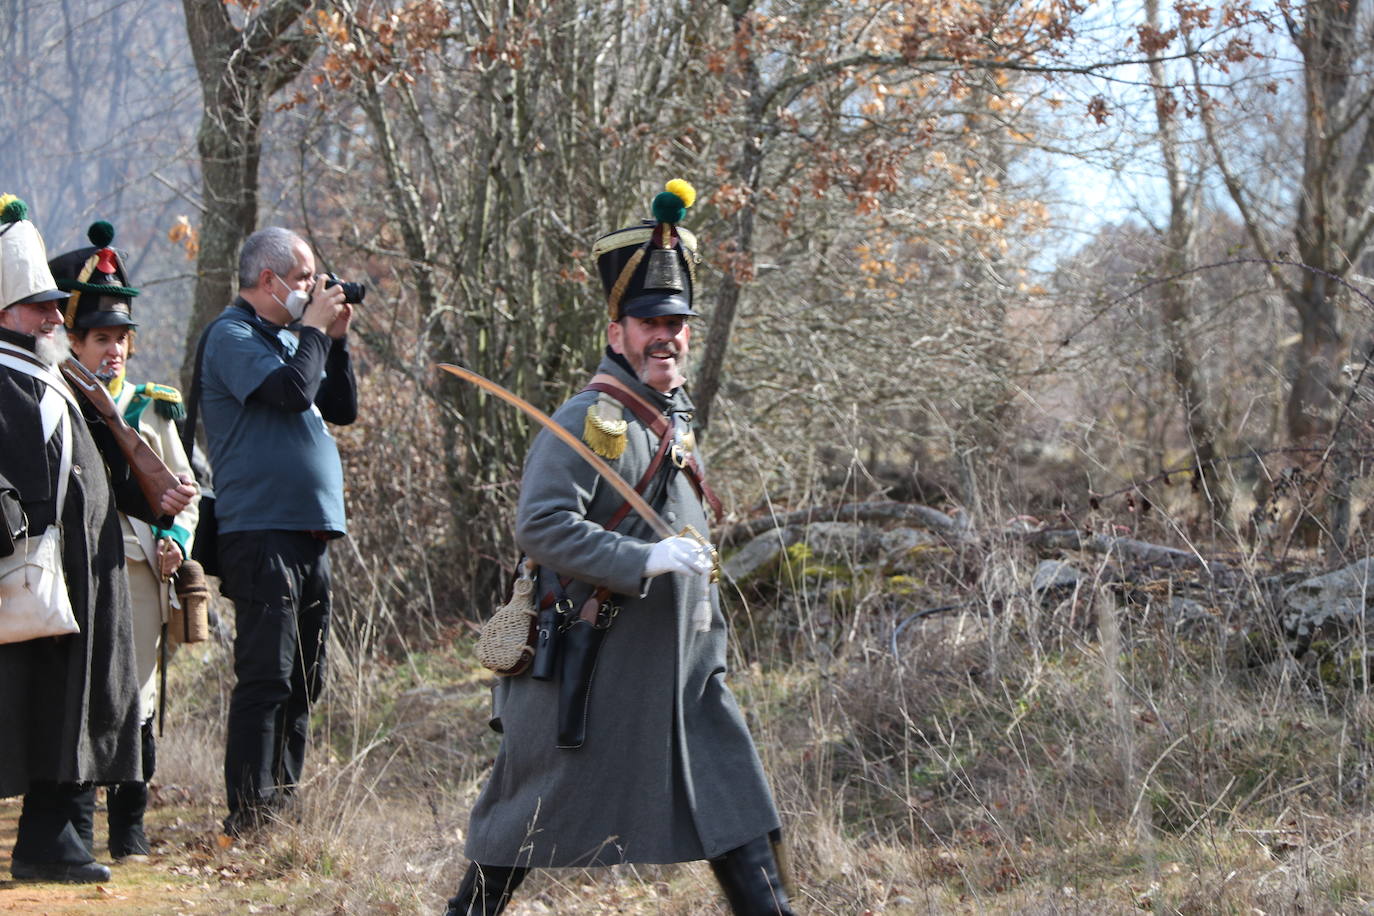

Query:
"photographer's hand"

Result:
[[325, 301, 353, 340], [301, 274, 346, 335]]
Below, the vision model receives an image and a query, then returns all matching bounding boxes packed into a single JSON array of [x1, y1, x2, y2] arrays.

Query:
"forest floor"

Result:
[[0, 793, 344, 915], [10, 537, 1374, 915]]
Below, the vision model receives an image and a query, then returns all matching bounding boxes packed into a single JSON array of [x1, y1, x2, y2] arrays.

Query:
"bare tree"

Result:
[[1199, 0, 1374, 446], [1144, 0, 1226, 526]]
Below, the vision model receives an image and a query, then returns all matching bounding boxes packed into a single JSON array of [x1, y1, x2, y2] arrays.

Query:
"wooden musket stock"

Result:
[[60, 357, 181, 525]]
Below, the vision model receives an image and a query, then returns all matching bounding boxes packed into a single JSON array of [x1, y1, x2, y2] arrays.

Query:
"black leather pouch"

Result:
[[0, 488, 22, 559], [556, 616, 608, 749], [529, 604, 563, 681]]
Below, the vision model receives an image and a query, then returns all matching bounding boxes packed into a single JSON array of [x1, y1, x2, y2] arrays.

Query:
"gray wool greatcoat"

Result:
[[0, 327, 148, 798], [464, 354, 781, 868]]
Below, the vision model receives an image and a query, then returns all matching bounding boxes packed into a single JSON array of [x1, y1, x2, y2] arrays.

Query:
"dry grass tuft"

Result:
[[140, 490, 1374, 914]]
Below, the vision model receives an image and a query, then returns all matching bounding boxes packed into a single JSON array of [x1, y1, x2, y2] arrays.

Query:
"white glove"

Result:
[[644, 536, 714, 578]]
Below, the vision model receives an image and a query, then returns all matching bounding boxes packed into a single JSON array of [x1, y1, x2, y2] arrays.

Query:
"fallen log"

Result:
[[720, 500, 967, 547]]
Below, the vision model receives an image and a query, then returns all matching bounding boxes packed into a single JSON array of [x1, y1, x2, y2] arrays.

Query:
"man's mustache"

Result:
[[645, 343, 679, 359]]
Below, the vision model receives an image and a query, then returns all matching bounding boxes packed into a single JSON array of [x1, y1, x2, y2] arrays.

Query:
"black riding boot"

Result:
[[708, 832, 798, 916], [442, 862, 528, 916], [11, 783, 109, 884]]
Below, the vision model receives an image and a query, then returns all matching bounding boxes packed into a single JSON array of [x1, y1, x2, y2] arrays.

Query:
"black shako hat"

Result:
[[48, 220, 139, 330], [593, 179, 701, 320]]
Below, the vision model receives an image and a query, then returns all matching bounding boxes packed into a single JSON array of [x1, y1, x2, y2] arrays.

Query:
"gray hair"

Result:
[[238, 227, 304, 289]]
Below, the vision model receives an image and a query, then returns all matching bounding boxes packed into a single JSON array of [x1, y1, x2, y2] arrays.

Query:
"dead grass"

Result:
[[15, 508, 1374, 914]]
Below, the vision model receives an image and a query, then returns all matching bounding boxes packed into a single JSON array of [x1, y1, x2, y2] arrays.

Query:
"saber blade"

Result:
[[436, 363, 675, 539]]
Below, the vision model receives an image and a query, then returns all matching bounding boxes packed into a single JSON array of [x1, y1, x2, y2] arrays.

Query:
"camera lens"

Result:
[[324, 274, 367, 305]]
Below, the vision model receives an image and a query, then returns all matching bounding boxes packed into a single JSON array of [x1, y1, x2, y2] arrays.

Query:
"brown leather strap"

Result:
[[536, 375, 721, 612], [604, 420, 674, 531], [584, 375, 723, 520], [586, 373, 666, 434], [538, 422, 673, 611]]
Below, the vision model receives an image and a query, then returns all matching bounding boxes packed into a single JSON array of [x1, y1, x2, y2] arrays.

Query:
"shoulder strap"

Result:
[[182, 309, 274, 459], [0, 342, 82, 414], [0, 344, 76, 520], [54, 409, 71, 518], [583, 374, 722, 520], [585, 373, 667, 433], [179, 320, 215, 462]]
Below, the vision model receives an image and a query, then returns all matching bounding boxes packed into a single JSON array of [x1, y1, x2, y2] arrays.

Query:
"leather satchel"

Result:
[[0, 409, 78, 644]]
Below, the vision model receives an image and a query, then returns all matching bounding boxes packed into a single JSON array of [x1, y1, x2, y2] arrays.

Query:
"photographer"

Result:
[[200, 227, 359, 838]]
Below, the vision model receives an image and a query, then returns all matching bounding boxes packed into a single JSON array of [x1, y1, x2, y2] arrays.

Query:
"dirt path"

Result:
[[0, 794, 330, 915]]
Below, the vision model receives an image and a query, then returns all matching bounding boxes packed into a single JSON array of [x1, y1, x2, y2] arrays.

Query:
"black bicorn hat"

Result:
[[47, 220, 139, 330], [593, 179, 701, 320]]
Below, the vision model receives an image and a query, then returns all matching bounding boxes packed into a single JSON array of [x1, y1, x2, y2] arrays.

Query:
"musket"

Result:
[[60, 356, 182, 527]]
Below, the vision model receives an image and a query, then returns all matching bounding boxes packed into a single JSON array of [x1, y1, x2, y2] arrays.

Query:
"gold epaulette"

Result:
[[139, 382, 183, 404], [583, 393, 628, 459]]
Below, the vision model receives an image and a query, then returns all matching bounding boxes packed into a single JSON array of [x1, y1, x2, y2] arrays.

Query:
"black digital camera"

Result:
[[324, 273, 367, 304]]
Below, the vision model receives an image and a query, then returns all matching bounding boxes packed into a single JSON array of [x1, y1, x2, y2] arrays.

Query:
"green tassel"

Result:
[[154, 398, 186, 422], [652, 191, 686, 225]]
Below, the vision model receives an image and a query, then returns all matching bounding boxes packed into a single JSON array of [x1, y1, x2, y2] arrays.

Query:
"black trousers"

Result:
[[219, 530, 331, 823]]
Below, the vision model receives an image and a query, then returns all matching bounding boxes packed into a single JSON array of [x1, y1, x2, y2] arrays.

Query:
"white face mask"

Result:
[[270, 272, 310, 321]]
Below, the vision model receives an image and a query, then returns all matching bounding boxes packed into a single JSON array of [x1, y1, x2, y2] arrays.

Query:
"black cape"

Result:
[[0, 327, 151, 797]]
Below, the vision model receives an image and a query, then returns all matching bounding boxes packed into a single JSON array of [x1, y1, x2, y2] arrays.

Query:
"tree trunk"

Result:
[[695, 3, 763, 433], [178, 0, 315, 386], [1148, 0, 1227, 529]]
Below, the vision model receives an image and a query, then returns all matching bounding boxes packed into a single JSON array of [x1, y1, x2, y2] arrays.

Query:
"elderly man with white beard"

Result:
[[0, 196, 194, 883]]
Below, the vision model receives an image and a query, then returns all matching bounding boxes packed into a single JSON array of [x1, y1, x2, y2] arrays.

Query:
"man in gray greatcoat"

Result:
[[445, 181, 796, 915], [0, 196, 195, 883]]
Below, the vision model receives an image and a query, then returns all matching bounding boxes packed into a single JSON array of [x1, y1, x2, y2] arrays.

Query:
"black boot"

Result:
[[12, 783, 108, 884], [107, 782, 151, 860], [708, 833, 798, 916], [442, 862, 528, 916], [68, 785, 96, 856], [110, 716, 155, 860]]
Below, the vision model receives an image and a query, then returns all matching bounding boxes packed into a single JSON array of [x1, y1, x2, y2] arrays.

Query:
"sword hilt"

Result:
[[680, 523, 720, 584]]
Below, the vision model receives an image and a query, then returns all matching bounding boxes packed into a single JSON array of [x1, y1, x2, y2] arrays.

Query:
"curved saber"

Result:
[[436, 363, 675, 539]]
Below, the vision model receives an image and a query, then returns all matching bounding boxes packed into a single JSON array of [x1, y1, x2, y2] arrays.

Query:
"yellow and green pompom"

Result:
[[0, 194, 28, 224], [652, 178, 698, 225], [665, 179, 696, 208]]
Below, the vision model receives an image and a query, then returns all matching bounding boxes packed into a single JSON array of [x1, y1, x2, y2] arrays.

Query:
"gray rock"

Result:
[[722, 527, 800, 582], [1166, 597, 1220, 636], [1032, 559, 1083, 597], [1281, 557, 1374, 638], [804, 521, 882, 560], [879, 526, 937, 555]]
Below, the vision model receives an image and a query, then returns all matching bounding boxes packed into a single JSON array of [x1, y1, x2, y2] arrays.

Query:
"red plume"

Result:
[[95, 248, 118, 275]]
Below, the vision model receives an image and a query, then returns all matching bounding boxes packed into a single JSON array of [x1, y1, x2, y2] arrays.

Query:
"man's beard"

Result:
[[637, 343, 687, 388], [34, 333, 71, 367]]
